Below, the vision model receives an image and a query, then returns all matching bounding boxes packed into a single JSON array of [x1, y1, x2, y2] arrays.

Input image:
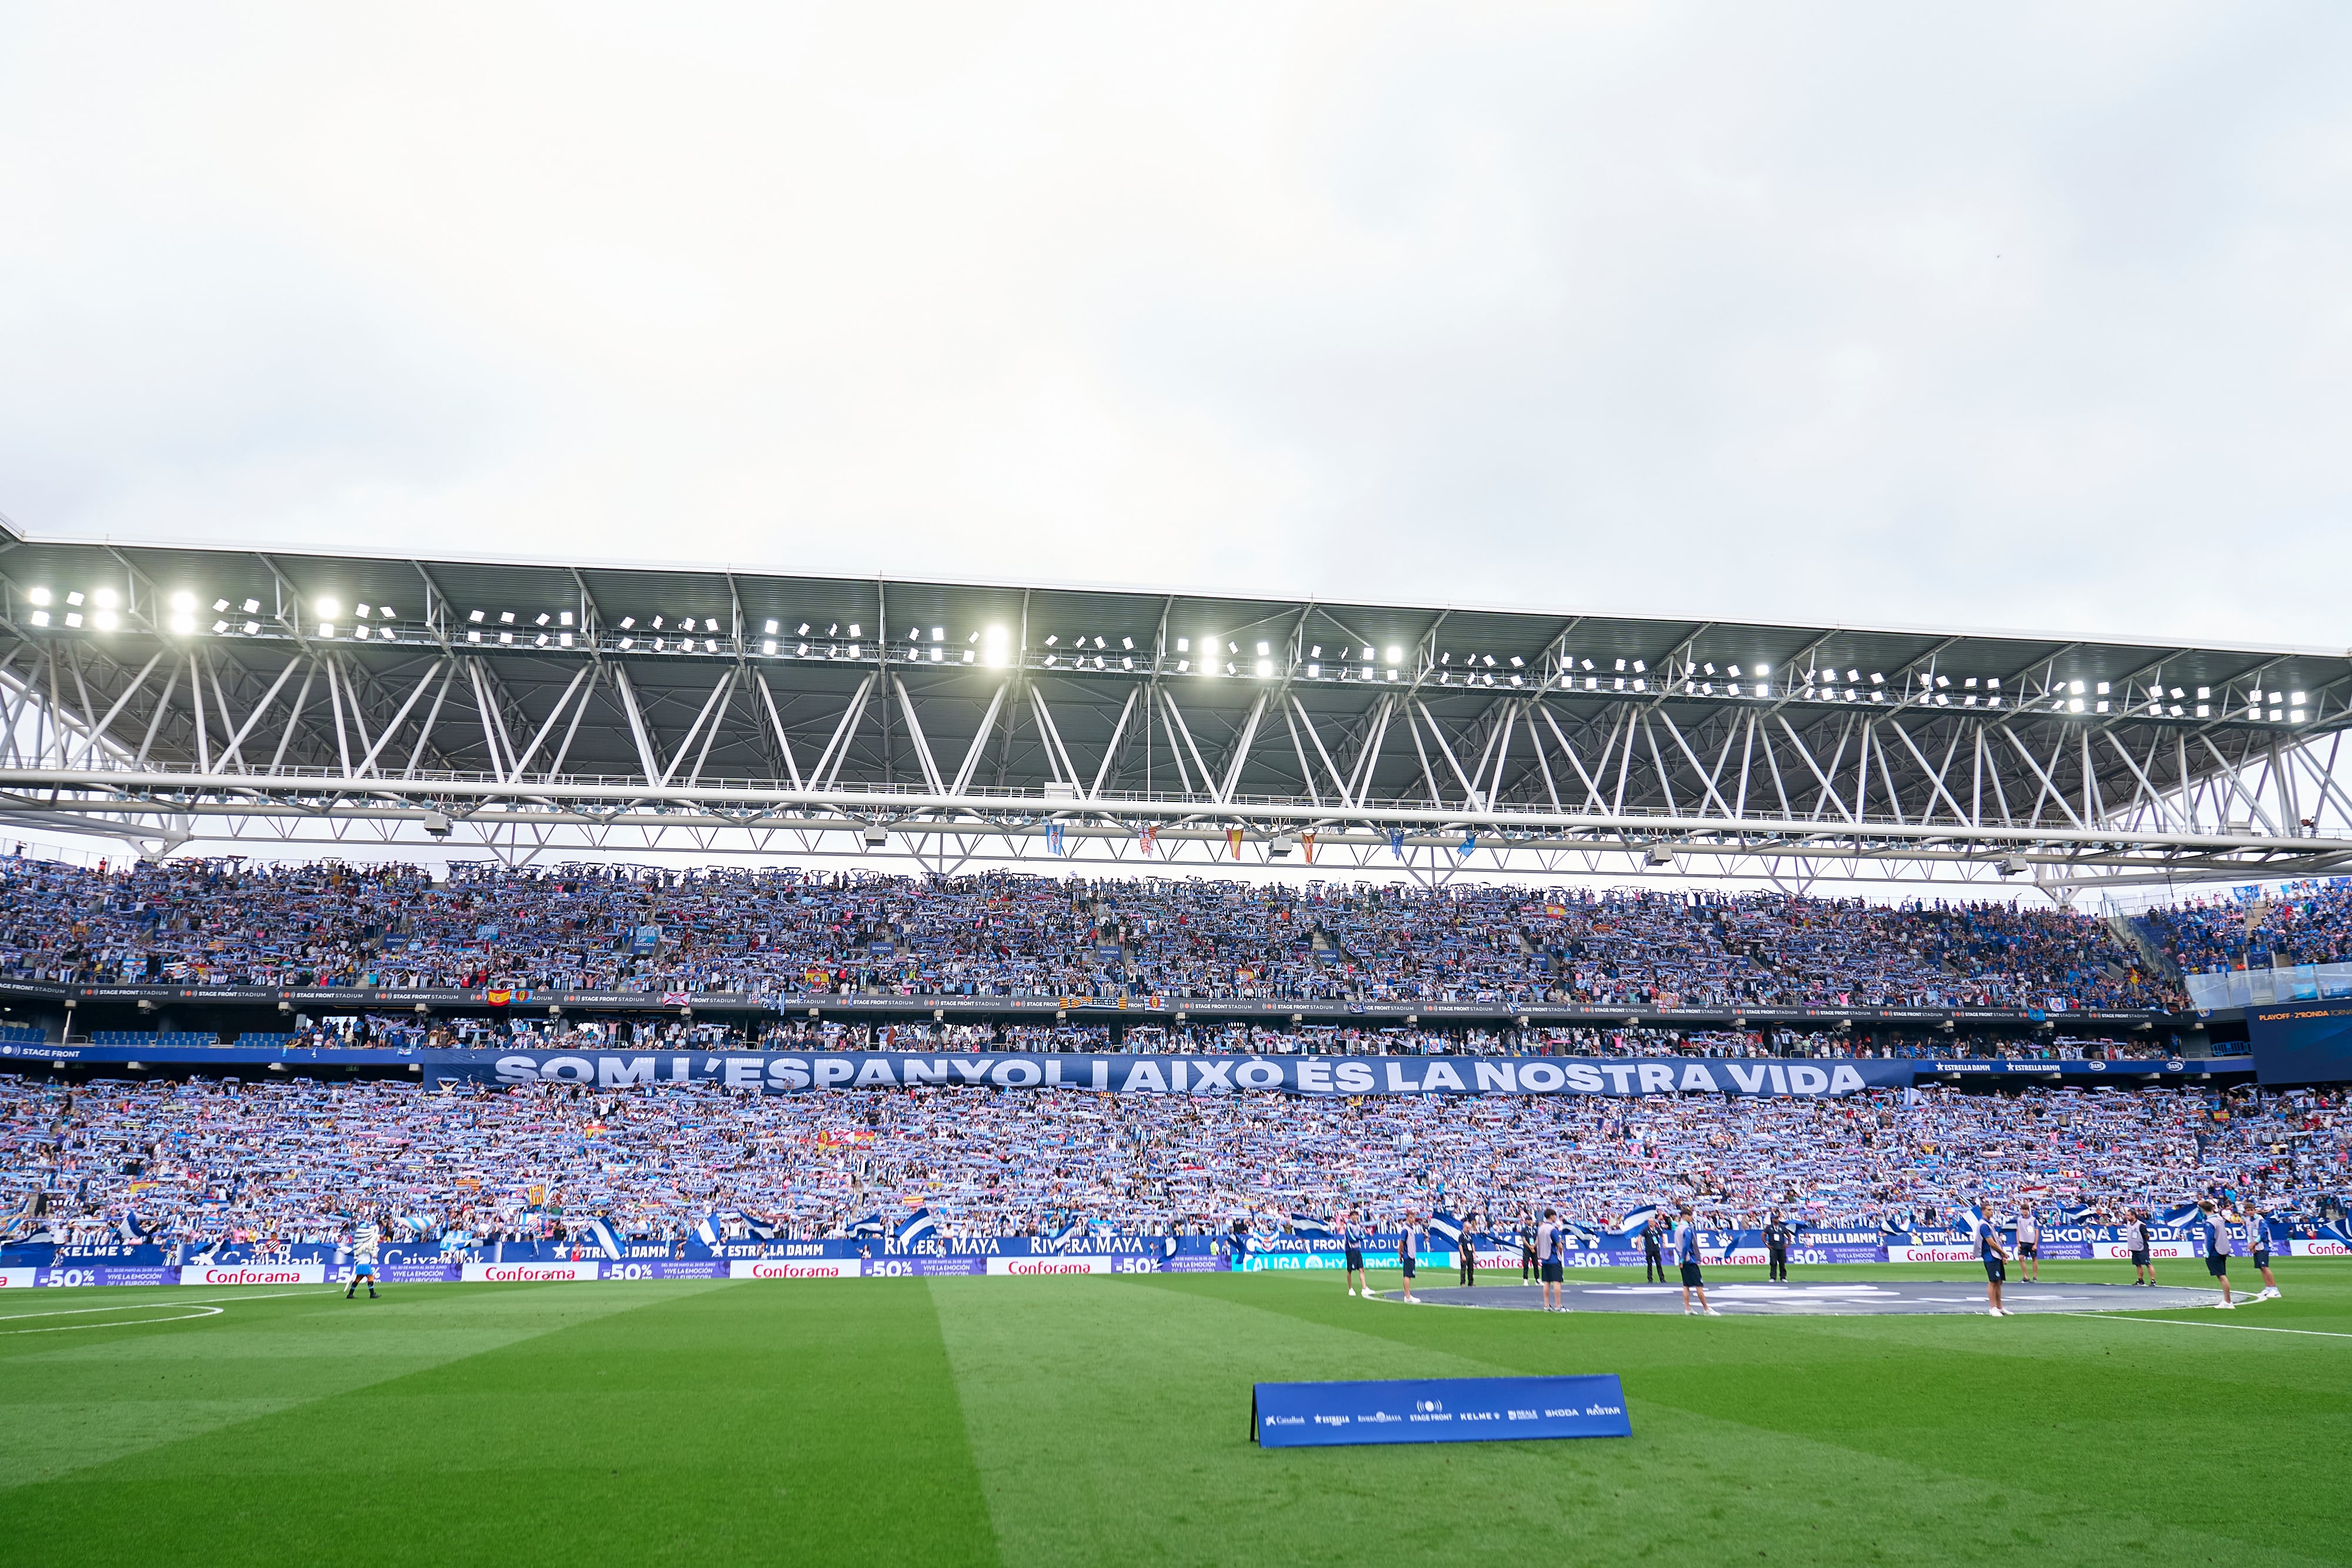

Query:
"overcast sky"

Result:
[[4, 3, 2349, 650]]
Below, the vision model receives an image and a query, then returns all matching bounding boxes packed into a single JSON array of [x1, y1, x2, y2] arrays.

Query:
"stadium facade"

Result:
[[0, 520, 2347, 894]]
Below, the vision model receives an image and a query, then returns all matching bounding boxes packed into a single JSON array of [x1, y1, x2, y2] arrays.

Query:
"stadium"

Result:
[[1, 523, 2348, 1564]]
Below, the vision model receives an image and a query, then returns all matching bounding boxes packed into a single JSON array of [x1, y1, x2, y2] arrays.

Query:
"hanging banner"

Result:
[[469, 1051, 1905, 1098]]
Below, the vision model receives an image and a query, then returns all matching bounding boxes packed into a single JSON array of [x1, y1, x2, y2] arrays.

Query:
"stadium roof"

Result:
[[1, 520, 2348, 892]]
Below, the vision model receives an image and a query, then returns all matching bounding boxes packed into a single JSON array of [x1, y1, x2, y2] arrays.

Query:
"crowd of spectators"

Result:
[[0, 854, 2173, 1011], [2137, 878, 2352, 977], [6, 1074, 2340, 1251]]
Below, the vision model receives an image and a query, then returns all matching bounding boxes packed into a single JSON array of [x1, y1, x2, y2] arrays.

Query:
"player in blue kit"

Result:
[[1341, 1211, 1370, 1300], [1972, 1201, 2009, 1316], [1672, 1205, 1719, 1316], [2197, 1199, 2236, 1308]]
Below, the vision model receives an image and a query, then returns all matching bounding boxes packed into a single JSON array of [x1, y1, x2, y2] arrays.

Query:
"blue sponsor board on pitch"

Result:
[[1254, 1375, 1630, 1448]]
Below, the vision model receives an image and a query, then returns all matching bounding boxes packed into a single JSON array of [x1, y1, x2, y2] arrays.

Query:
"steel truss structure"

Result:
[[1, 523, 2348, 896]]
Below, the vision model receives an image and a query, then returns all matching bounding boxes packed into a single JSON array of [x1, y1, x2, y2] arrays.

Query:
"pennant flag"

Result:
[[1285, 1213, 1335, 1237], [846, 1213, 887, 1238], [694, 1214, 723, 1249], [1458, 831, 1477, 858], [1428, 1212, 1465, 1246], [1044, 823, 1066, 855], [894, 1208, 938, 1249], [1610, 1205, 1662, 1237], [1301, 830, 1315, 864], [1389, 829, 1406, 859], [1138, 823, 1158, 858], [1228, 827, 1244, 859], [585, 1218, 624, 1259]]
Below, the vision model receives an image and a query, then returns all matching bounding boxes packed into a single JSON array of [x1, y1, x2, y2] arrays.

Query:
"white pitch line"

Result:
[[2054, 1311, 2352, 1340], [0, 1287, 336, 1322], [0, 1306, 225, 1335]]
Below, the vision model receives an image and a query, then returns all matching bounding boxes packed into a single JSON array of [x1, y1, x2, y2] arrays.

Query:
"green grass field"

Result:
[[3, 1260, 2347, 1566]]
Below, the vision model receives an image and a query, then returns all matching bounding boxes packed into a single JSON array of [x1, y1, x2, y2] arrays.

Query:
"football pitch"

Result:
[[3, 1261, 2346, 1566]]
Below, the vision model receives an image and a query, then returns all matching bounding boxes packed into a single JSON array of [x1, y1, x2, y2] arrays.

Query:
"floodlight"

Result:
[[847, 624, 861, 638], [1175, 637, 1190, 652], [762, 639, 777, 655], [93, 587, 119, 609], [1754, 663, 1770, 675], [559, 611, 573, 626], [318, 623, 334, 638], [800, 624, 811, 636], [26, 587, 49, 606], [1045, 634, 1059, 646], [66, 591, 84, 606], [2094, 681, 2109, 695], [1702, 661, 1715, 674], [618, 616, 634, 629], [933, 627, 946, 641], [469, 610, 486, 623], [1094, 636, 1106, 650], [92, 610, 118, 631], [171, 591, 196, 611], [500, 611, 516, 625], [1632, 660, 1646, 673], [242, 599, 259, 614], [1309, 644, 1321, 658], [2070, 680, 2086, 694], [2293, 690, 2307, 704], [241, 620, 258, 636], [1255, 658, 1273, 677], [314, 597, 338, 617], [28, 611, 45, 626], [1256, 641, 1269, 656], [1869, 672, 1883, 684], [1385, 647, 1402, 664], [535, 613, 550, 627]]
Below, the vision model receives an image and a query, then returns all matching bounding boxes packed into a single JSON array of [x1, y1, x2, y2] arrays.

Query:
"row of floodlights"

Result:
[[11, 590, 2328, 723]]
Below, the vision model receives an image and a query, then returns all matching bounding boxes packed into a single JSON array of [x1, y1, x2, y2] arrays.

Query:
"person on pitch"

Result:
[[1672, 1205, 1719, 1316], [1536, 1208, 1567, 1312], [2241, 1203, 2280, 1301], [1763, 1209, 1793, 1283], [2014, 1205, 2041, 1283], [1457, 1213, 1478, 1288], [1972, 1200, 2009, 1316], [2197, 1199, 2236, 1308], [1521, 1221, 1538, 1284], [2124, 1208, 2155, 1286], [1398, 1214, 1422, 1303], [1642, 1213, 1668, 1283], [1342, 1209, 1371, 1300], [345, 1213, 381, 1301]]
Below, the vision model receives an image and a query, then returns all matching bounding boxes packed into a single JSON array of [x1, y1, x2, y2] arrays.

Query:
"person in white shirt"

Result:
[[2240, 1205, 2279, 1301], [1535, 1209, 1566, 1312], [2014, 1208, 2041, 1283]]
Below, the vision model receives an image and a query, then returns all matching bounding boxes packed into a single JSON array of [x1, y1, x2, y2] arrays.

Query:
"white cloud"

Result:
[[2, 1, 2348, 644]]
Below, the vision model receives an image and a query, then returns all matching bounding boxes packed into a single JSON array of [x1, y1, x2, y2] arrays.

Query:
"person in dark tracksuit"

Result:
[[1642, 1216, 1666, 1283], [1764, 1211, 1794, 1282], [1458, 1213, 1478, 1287]]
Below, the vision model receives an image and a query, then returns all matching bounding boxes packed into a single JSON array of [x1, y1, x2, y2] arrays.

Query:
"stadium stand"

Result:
[[0, 854, 2170, 1011], [2, 1075, 2341, 1248]]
